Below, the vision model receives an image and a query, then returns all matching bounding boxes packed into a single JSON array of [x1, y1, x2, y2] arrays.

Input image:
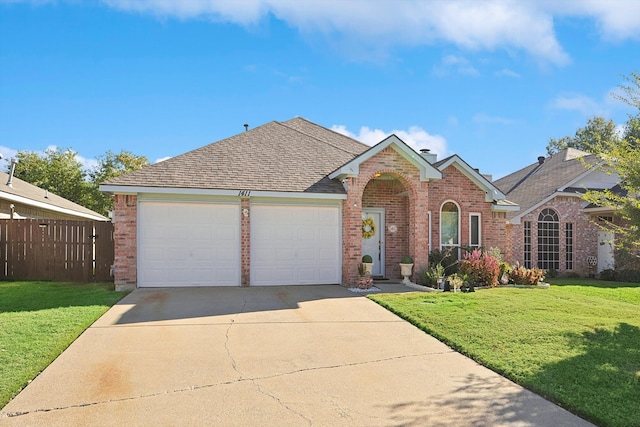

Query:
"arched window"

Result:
[[537, 208, 559, 270], [441, 201, 460, 256]]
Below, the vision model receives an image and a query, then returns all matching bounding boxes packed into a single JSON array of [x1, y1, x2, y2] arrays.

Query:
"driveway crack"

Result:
[[1, 352, 446, 420], [250, 380, 312, 426], [224, 297, 247, 379]]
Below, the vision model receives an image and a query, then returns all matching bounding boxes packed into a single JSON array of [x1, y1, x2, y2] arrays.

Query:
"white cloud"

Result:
[[495, 68, 521, 78], [472, 113, 516, 125], [332, 124, 448, 158], [551, 94, 603, 116], [0, 146, 18, 163], [433, 55, 479, 77], [10, 0, 640, 65]]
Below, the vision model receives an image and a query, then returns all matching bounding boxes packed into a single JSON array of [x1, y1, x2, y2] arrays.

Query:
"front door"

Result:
[[597, 230, 615, 272], [362, 209, 385, 277]]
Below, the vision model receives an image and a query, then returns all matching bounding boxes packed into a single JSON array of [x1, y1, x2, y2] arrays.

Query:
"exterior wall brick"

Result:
[[113, 194, 137, 287], [241, 198, 250, 286], [427, 166, 507, 257], [507, 196, 600, 275]]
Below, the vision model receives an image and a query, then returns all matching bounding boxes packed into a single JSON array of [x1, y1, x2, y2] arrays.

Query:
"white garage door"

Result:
[[251, 204, 341, 286], [138, 201, 240, 287]]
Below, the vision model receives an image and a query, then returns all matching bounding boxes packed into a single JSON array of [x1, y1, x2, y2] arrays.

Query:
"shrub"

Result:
[[421, 263, 445, 288], [510, 263, 546, 286], [499, 262, 512, 284], [616, 269, 640, 283], [599, 268, 617, 281], [429, 248, 459, 275], [459, 248, 500, 287], [487, 247, 503, 262], [565, 271, 581, 278], [401, 255, 413, 264], [362, 254, 373, 263], [547, 268, 558, 278]]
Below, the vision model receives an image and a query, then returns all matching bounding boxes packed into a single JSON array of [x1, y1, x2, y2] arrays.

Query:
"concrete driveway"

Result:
[[2, 285, 593, 426]]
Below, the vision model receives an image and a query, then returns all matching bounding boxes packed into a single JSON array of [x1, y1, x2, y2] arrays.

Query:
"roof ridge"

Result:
[[279, 118, 369, 155]]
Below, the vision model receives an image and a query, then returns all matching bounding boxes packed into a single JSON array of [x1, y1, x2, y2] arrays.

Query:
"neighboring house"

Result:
[[101, 117, 518, 290], [494, 148, 621, 275], [0, 170, 108, 221]]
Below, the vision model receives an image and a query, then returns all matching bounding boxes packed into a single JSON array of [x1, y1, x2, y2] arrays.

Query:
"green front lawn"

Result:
[[0, 282, 126, 408], [369, 279, 640, 427]]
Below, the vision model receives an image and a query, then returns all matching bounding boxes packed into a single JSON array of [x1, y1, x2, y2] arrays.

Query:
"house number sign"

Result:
[[238, 190, 251, 197], [388, 225, 397, 233]]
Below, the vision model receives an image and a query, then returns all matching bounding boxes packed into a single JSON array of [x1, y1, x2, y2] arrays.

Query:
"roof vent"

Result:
[[244, 124, 249, 132], [537, 156, 545, 165], [419, 148, 437, 163], [6, 158, 18, 187]]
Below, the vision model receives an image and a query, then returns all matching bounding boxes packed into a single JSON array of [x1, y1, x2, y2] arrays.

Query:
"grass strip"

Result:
[[0, 281, 126, 408], [369, 280, 640, 427]]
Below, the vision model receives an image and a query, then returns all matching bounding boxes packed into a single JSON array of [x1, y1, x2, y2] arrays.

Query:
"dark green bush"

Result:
[[599, 269, 617, 281], [616, 269, 640, 283], [362, 254, 373, 263], [428, 248, 459, 275]]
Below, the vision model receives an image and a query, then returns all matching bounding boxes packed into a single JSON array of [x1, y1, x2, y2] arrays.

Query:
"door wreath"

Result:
[[362, 217, 376, 239]]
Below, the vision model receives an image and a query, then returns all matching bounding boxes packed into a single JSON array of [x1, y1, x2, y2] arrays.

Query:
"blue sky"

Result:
[[1, 1, 639, 179]]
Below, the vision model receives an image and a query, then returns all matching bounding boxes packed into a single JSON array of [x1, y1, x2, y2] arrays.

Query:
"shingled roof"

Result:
[[103, 117, 369, 194], [493, 148, 600, 219], [0, 171, 107, 220]]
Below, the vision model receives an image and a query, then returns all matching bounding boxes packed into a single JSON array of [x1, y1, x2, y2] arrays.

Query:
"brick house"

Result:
[[494, 148, 621, 276], [101, 117, 517, 290]]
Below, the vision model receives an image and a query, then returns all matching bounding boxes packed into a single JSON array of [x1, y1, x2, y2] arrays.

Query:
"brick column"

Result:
[[342, 177, 363, 286], [240, 198, 251, 286], [113, 194, 137, 291]]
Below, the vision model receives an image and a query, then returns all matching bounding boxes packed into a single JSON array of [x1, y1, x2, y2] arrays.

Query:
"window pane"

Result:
[[470, 215, 479, 246], [441, 202, 459, 245]]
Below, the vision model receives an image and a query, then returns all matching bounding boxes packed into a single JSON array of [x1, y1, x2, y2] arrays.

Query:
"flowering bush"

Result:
[[458, 249, 500, 287], [509, 262, 546, 286]]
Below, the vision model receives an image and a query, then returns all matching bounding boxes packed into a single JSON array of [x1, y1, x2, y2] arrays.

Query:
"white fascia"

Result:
[[99, 185, 347, 200], [557, 161, 608, 191], [508, 191, 583, 224], [328, 135, 442, 182], [437, 155, 506, 202], [0, 191, 107, 221]]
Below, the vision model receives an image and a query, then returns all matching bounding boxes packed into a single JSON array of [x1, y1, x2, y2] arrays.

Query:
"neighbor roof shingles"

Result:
[[493, 149, 600, 219], [103, 118, 369, 194], [0, 171, 107, 219]]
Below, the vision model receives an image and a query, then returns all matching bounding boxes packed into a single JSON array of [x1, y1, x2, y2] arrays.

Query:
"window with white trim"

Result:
[[441, 201, 460, 257], [565, 222, 574, 270], [537, 208, 559, 270], [470, 213, 481, 248], [524, 221, 532, 269]]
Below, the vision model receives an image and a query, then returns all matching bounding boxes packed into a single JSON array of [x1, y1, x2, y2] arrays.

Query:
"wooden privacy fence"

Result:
[[0, 219, 114, 282]]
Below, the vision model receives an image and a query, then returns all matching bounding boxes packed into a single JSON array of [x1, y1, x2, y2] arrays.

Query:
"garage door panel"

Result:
[[251, 205, 340, 286], [139, 202, 240, 287]]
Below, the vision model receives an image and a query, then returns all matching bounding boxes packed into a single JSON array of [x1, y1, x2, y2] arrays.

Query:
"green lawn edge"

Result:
[[368, 280, 640, 427], [0, 282, 127, 409]]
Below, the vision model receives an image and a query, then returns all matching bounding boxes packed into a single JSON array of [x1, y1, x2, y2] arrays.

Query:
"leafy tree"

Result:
[[87, 150, 149, 214], [11, 147, 90, 207], [6, 148, 149, 216], [583, 72, 640, 259], [546, 116, 619, 155]]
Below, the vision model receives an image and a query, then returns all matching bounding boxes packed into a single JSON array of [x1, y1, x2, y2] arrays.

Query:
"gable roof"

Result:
[[329, 134, 442, 182], [434, 154, 509, 204], [0, 171, 108, 221], [102, 117, 369, 195], [493, 148, 607, 222]]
